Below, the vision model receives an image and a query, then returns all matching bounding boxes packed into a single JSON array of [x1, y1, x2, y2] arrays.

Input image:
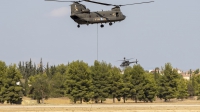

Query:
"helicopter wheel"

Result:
[[109, 22, 112, 26], [100, 24, 104, 28], [77, 25, 80, 28]]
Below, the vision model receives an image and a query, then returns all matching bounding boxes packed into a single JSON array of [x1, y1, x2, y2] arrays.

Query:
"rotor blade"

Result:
[[45, 0, 81, 2], [127, 58, 134, 60], [117, 60, 124, 61], [119, 1, 154, 6], [83, 0, 114, 6]]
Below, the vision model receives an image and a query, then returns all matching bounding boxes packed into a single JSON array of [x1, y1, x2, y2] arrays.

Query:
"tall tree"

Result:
[[66, 61, 93, 103], [143, 73, 157, 102], [177, 78, 188, 100], [122, 67, 133, 103], [130, 65, 146, 103], [0, 61, 7, 103], [193, 69, 200, 96], [49, 64, 68, 97], [187, 80, 195, 96], [37, 58, 43, 74], [46, 63, 51, 78], [50, 72, 67, 97], [29, 73, 51, 103], [108, 67, 123, 103], [49, 65, 56, 77], [192, 74, 200, 99], [1, 64, 23, 104], [158, 63, 180, 101], [90, 61, 111, 103], [154, 67, 160, 84]]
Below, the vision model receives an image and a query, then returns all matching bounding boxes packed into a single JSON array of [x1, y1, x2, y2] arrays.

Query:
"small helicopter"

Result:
[[45, 0, 154, 28], [119, 57, 138, 67]]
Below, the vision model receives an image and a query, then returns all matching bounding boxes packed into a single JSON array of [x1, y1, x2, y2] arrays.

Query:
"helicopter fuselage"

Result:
[[70, 10, 126, 25], [120, 60, 138, 67], [120, 61, 130, 67], [69, 3, 126, 26]]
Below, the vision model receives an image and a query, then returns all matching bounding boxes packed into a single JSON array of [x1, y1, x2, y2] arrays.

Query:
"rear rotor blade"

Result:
[[83, 0, 154, 7], [119, 1, 154, 6]]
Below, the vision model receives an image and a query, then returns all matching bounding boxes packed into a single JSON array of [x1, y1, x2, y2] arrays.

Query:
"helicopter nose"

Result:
[[123, 15, 126, 20]]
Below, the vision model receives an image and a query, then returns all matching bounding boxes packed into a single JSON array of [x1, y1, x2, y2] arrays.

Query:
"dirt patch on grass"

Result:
[[44, 97, 71, 104]]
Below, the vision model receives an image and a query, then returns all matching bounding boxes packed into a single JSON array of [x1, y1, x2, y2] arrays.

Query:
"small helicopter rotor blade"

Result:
[[119, 1, 154, 6], [117, 60, 125, 61], [127, 58, 134, 61], [83, 0, 114, 6]]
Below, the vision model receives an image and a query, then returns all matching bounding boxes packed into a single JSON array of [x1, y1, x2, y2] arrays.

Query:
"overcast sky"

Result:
[[0, 0, 200, 71]]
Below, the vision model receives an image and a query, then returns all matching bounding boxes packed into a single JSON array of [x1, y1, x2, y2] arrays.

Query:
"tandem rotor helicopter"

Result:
[[119, 57, 138, 67], [45, 0, 154, 28]]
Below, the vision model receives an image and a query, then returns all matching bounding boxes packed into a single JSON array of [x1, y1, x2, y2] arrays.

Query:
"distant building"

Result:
[[172, 68, 191, 80], [181, 72, 190, 80], [148, 67, 160, 74], [148, 68, 193, 80]]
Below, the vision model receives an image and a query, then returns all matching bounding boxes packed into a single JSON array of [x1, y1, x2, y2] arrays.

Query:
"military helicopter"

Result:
[[119, 57, 138, 67], [45, 0, 154, 28]]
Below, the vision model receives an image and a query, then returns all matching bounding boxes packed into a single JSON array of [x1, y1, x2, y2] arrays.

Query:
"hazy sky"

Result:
[[1, 0, 200, 71]]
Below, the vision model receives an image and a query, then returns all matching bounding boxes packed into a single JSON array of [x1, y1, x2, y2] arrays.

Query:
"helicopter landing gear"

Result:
[[100, 24, 104, 28], [77, 24, 80, 28], [109, 22, 113, 26]]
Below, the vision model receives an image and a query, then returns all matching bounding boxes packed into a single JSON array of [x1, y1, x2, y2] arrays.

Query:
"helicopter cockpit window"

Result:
[[116, 12, 119, 17], [82, 5, 86, 9], [75, 5, 78, 11], [112, 13, 115, 16]]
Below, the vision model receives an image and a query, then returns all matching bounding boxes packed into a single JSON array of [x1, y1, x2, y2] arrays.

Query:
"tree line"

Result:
[[0, 59, 200, 104]]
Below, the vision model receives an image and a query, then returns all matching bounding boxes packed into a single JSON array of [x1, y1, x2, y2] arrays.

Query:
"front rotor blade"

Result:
[[119, 1, 154, 6], [83, 0, 114, 6]]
